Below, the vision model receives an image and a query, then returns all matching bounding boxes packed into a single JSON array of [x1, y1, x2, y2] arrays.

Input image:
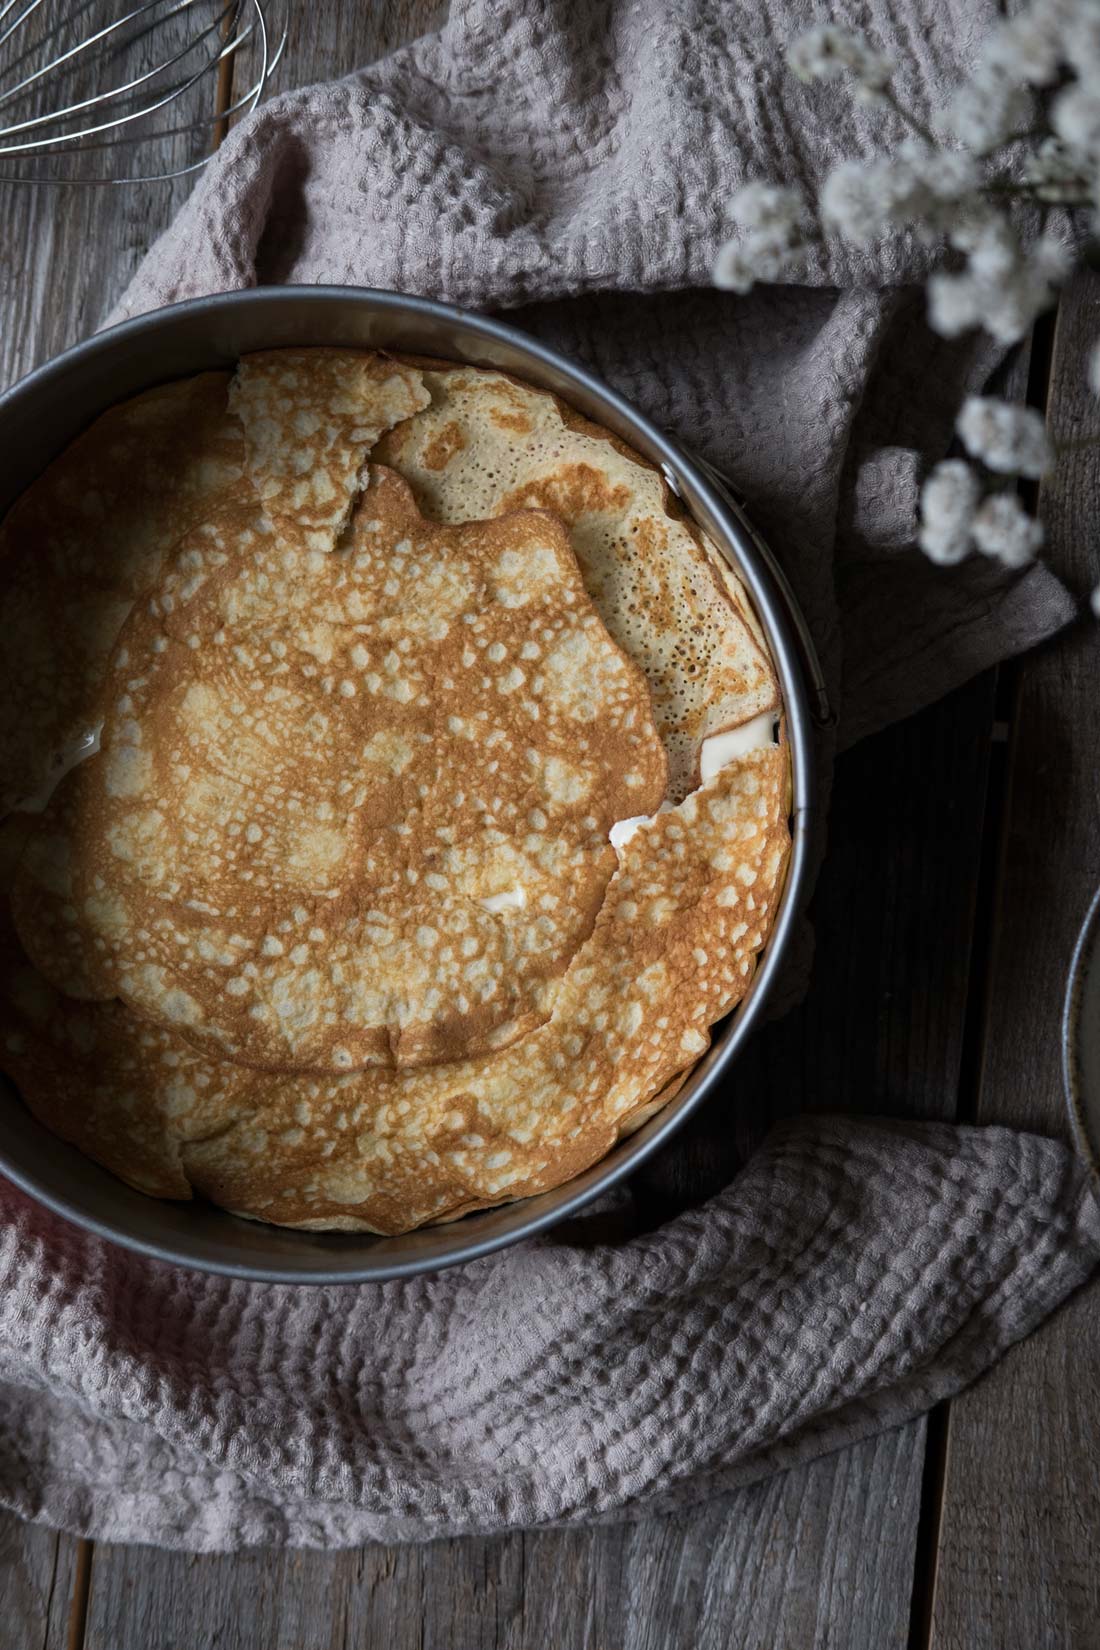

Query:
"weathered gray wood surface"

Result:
[[928, 278, 1100, 1650], [0, 0, 215, 379], [81, 1425, 927, 1650], [0, 1516, 82, 1650], [0, 3, 1093, 1648]]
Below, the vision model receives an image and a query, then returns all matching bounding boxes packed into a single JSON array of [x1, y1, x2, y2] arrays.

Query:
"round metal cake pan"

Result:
[[1063, 882, 1100, 1192], [0, 287, 820, 1283]]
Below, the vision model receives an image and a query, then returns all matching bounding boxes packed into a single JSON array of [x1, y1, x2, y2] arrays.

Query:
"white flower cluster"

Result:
[[949, 0, 1100, 156], [917, 461, 982, 564], [712, 0, 1100, 605], [819, 143, 978, 248], [786, 26, 895, 104], [971, 494, 1045, 566], [918, 398, 1051, 568], [929, 221, 1073, 346], [955, 397, 1053, 477], [714, 182, 808, 293], [713, 3, 1086, 337], [938, 59, 1032, 156], [919, 462, 1043, 569]]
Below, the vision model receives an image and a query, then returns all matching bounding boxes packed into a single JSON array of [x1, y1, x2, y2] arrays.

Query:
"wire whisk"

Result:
[[0, 0, 287, 184]]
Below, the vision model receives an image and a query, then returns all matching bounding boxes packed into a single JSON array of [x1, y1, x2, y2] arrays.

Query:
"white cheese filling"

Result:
[[479, 886, 527, 914], [698, 710, 778, 782], [609, 815, 648, 852], [610, 712, 778, 857]]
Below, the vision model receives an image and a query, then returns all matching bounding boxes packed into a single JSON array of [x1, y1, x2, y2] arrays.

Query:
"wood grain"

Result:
[[281, 0, 448, 81], [0, 0, 227, 388], [0, 1518, 82, 1650], [81, 1432, 924, 1650], [929, 275, 1100, 1650], [620, 1431, 923, 1650]]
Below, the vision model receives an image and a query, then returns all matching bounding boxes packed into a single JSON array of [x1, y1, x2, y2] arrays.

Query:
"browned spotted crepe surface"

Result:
[[0, 373, 245, 815], [375, 362, 780, 800], [32, 467, 666, 1073], [0, 352, 430, 821], [229, 349, 429, 552], [1, 746, 787, 1233], [1, 348, 791, 1234]]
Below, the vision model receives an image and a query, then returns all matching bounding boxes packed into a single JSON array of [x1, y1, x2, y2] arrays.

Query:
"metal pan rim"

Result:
[[0, 286, 819, 1282]]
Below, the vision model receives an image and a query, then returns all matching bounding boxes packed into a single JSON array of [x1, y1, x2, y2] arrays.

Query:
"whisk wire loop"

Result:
[[0, 0, 286, 182]]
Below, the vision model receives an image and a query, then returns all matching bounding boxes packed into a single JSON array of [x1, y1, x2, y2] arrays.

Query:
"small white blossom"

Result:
[[970, 493, 1044, 566], [926, 274, 983, 338], [1091, 582, 1100, 619], [1065, 2, 1100, 75], [956, 397, 1053, 477], [1051, 82, 1100, 156], [727, 182, 806, 233], [1022, 137, 1089, 204], [913, 146, 981, 199], [787, 27, 895, 101], [980, 13, 1063, 88], [712, 240, 775, 292], [714, 183, 808, 292], [820, 146, 979, 247], [1088, 339, 1100, 397], [928, 224, 1072, 344], [819, 160, 895, 245], [938, 66, 1032, 155], [918, 460, 981, 564]]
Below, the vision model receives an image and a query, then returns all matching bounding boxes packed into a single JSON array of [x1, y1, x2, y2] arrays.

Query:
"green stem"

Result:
[[1054, 434, 1100, 457]]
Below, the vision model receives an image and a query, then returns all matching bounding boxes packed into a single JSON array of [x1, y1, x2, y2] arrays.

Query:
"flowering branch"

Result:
[[713, 2, 1100, 601]]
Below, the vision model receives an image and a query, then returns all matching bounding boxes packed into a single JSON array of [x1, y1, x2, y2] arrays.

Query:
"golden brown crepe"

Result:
[[33, 468, 666, 1074], [0, 372, 245, 815], [229, 349, 429, 551], [375, 362, 780, 800], [1, 348, 791, 1234], [1, 746, 787, 1233]]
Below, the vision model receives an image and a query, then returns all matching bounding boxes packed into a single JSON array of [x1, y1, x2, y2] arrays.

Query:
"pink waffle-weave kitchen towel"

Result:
[[1, 0, 1097, 1550]]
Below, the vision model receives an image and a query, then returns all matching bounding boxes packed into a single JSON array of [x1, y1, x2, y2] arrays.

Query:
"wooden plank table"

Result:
[[1, 4, 1097, 1646]]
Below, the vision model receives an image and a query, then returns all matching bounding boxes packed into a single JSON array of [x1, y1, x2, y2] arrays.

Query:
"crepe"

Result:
[[10, 775, 102, 1000], [0, 354, 431, 819], [374, 364, 781, 800], [184, 744, 791, 1233], [22, 467, 667, 1073], [1, 348, 792, 1234], [0, 745, 787, 1232], [229, 349, 429, 551], [0, 372, 245, 815]]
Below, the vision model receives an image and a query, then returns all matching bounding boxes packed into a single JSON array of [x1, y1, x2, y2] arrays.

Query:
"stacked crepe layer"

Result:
[[0, 351, 790, 1234]]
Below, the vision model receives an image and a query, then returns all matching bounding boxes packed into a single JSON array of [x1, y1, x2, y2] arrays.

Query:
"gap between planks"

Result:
[[65, 1541, 92, 1650]]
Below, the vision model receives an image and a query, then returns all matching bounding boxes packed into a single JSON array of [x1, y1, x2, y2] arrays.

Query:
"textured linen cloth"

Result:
[[1, 0, 1097, 1550]]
